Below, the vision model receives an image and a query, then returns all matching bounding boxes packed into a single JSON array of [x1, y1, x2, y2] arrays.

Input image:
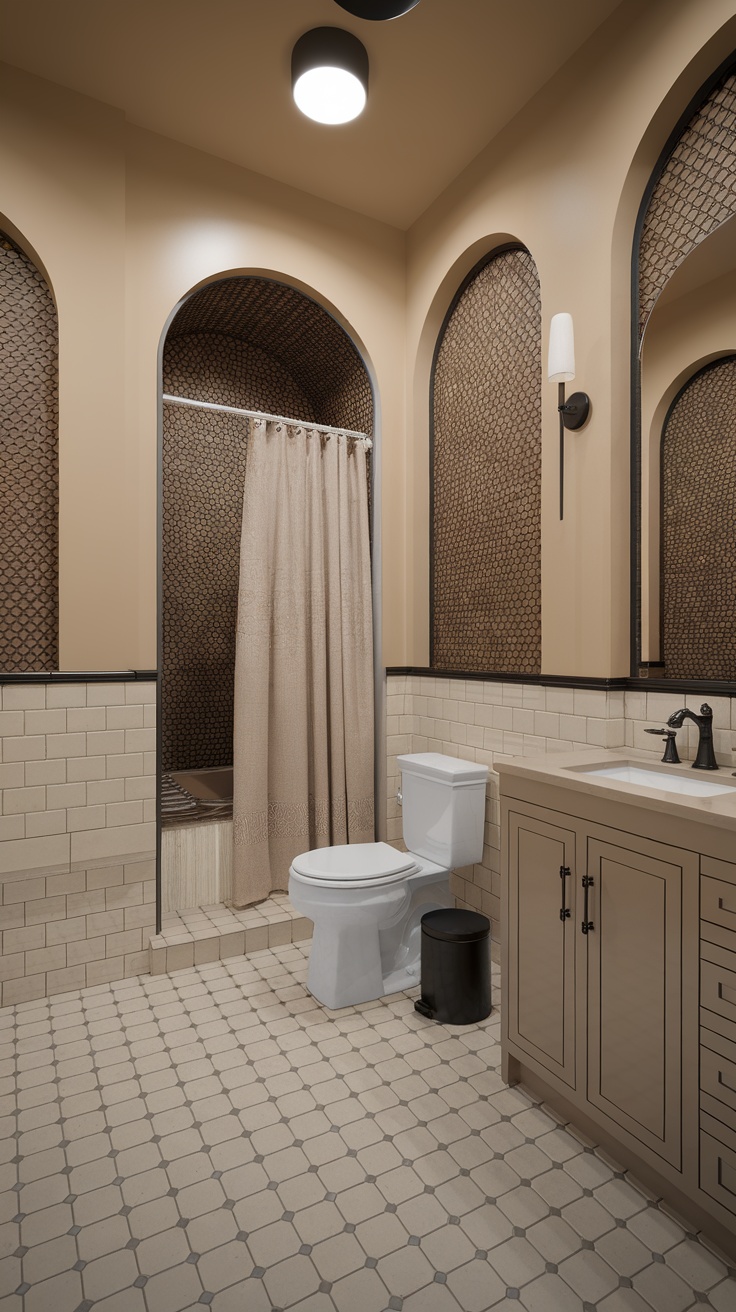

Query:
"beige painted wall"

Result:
[[2, 0, 736, 676], [0, 66, 131, 671], [0, 64, 405, 670], [124, 128, 406, 670], [404, 0, 736, 676]]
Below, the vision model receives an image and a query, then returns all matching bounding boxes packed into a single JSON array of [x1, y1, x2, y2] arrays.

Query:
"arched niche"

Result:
[[160, 274, 373, 773], [430, 245, 541, 675], [0, 227, 58, 672], [660, 356, 736, 681], [632, 52, 736, 684]]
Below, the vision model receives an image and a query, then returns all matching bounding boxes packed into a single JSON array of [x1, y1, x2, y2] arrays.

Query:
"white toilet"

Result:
[[288, 752, 488, 1009]]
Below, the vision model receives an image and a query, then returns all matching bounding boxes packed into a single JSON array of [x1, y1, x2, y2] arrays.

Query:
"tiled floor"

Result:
[[149, 896, 312, 974], [1, 944, 734, 1312]]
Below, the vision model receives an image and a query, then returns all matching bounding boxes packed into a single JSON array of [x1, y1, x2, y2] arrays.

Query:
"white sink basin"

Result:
[[570, 762, 736, 798]]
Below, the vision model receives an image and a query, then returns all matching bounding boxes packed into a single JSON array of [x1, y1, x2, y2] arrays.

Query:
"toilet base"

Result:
[[306, 917, 385, 1010], [378, 870, 453, 995], [290, 861, 452, 1011], [382, 965, 420, 995]]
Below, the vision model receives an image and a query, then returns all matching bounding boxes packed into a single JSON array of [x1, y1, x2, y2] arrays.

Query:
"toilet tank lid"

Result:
[[397, 753, 488, 785]]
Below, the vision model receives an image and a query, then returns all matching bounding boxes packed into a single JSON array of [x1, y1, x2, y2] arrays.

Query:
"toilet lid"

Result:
[[290, 841, 418, 884]]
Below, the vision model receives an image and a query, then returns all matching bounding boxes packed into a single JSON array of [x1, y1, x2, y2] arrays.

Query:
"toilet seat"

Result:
[[290, 841, 420, 889]]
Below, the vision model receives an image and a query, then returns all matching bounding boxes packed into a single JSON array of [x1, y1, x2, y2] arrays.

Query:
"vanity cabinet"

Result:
[[506, 812, 576, 1089], [500, 756, 736, 1255], [584, 836, 686, 1170], [699, 855, 736, 1223], [505, 800, 689, 1172]]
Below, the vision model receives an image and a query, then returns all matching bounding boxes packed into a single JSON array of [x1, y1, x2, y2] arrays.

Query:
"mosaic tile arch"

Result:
[[638, 63, 736, 340], [162, 276, 373, 774], [661, 354, 736, 681], [431, 246, 542, 676], [166, 275, 374, 435], [0, 228, 59, 672]]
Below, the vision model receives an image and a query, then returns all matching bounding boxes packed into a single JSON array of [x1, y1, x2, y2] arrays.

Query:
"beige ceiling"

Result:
[[0, 0, 622, 228], [654, 214, 736, 311]]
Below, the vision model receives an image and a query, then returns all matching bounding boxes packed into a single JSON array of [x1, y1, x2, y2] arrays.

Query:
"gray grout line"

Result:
[[2, 949, 734, 1311]]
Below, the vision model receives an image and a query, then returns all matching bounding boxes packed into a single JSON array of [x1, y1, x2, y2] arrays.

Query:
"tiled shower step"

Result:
[[149, 892, 312, 974]]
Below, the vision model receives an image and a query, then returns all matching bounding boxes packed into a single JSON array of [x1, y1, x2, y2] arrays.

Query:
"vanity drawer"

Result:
[[700, 1007, 736, 1047], [702, 855, 736, 886], [700, 1120, 736, 1220], [701, 943, 736, 1028], [701, 1038, 736, 1127], [702, 875, 736, 937]]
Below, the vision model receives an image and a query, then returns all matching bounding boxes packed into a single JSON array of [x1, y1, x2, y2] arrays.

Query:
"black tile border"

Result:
[[386, 667, 736, 698], [0, 670, 158, 685]]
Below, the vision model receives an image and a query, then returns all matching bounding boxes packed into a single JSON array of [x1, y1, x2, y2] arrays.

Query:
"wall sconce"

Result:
[[292, 27, 369, 124], [548, 312, 591, 520]]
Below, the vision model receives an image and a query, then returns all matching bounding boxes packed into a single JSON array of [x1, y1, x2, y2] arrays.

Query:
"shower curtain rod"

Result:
[[162, 393, 373, 445]]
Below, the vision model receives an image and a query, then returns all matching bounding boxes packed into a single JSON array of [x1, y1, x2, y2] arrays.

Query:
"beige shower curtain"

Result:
[[232, 417, 375, 906]]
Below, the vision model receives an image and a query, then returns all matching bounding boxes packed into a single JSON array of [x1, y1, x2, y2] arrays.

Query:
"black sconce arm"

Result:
[[558, 387, 592, 519]]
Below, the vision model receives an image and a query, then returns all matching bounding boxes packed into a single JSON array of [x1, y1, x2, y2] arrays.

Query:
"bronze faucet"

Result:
[[666, 703, 718, 770]]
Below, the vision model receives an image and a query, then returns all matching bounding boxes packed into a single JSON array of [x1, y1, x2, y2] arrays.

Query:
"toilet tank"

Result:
[[397, 753, 488, 868]]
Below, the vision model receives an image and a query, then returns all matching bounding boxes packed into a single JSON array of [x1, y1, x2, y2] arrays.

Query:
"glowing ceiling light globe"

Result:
[[293, 65, 366, 124], [292, 28, 369, 126]]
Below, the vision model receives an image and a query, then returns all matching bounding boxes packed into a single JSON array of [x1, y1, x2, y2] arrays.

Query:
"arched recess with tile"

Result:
[[430, 246, 542, 675], [660, 355, 736, 680], [0, 225, 58, 672]]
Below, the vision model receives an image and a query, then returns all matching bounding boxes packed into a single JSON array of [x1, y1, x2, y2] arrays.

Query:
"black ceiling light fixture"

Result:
[[292, 26, 369, 124], [334, 0, 421, 17]]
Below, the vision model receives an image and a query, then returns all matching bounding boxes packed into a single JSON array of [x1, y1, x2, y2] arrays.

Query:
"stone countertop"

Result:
[[495, 746, 736, 835]]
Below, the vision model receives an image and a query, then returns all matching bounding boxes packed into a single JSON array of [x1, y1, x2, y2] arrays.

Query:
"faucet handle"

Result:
[[644, 727, 680, 764]]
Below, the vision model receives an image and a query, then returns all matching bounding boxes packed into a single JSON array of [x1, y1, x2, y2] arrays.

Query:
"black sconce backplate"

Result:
[[560, 391, 591, 431]]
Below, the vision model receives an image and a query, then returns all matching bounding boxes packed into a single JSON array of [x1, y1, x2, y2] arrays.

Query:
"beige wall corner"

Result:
[[404, 0, 736, 678], [124, 126, 407, 669], [3, 0, 736, 679], [0, 65, 135, 671], [0, 69, 406, 671]]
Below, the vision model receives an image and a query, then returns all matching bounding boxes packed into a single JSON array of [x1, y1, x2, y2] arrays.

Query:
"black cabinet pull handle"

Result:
[[581, 875, 594, 934], [559, 865, 571, 922]]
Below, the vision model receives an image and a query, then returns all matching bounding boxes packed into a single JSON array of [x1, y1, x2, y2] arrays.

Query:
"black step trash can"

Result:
[[414, 909, 492, 1025]]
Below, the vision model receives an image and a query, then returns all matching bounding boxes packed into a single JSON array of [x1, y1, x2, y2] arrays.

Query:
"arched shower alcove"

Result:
[[159, 274, 374, 915]]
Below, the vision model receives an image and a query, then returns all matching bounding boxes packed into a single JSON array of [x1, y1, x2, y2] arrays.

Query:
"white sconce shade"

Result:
[[549, 311, 590, 519], [548, 312, 576, 383], [292, 28, 369, 125]]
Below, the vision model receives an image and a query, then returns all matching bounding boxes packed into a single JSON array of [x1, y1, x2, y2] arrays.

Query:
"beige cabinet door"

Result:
[[585, 837, 684, 1169], [507, 811, 577, 1088]]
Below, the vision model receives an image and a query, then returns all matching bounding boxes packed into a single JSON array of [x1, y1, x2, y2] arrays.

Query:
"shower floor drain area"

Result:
[[149, 893, 312, 975]]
